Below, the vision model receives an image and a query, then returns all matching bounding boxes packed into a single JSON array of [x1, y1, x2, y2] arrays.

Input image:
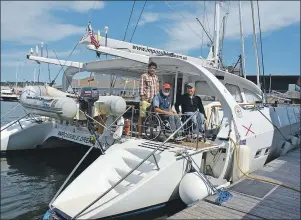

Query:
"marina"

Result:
[[168, 148, 300, 219]]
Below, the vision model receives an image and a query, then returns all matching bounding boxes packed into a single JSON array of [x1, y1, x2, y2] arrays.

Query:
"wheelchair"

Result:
[[143, 111, 205, 141]]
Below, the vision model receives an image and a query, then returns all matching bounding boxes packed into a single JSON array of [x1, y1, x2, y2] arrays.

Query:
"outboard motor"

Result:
[[79, 87, 99, 118]]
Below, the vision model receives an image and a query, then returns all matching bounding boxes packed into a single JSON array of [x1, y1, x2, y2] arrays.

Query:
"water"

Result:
[[0, 101, 186, 220]]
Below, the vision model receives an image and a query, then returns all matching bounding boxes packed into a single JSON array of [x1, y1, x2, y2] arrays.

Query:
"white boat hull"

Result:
[[50, 139, 206, 219], [1, 118, 98, 152]]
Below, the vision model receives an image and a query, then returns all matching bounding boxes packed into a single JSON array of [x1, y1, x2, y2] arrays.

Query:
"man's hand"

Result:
[[166, 111, 174, 116]]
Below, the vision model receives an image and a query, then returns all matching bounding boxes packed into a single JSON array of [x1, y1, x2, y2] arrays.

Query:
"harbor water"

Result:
[[0, 101, 185, 220]]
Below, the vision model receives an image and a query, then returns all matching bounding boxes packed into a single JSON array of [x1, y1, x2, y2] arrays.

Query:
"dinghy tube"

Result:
[[20, 86, 77, 120]]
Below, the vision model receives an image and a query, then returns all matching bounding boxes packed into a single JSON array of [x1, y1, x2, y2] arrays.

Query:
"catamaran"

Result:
[[0, 1, 299, 219]]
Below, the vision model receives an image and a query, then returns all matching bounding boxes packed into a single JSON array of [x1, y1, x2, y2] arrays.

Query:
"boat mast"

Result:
[[214, 1, 220, 68], [238, 1, 247, 78], [250, 1, 261, 87], [220, 15, 226, 67], [15, 60, 19, 88]]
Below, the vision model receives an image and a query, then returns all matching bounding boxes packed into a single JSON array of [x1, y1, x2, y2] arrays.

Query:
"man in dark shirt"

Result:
[[175, 83, 207, 134]]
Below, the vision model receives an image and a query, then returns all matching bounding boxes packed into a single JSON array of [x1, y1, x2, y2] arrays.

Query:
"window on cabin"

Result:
[[243, 88, 262, 103], [225, 83, 243, 103]]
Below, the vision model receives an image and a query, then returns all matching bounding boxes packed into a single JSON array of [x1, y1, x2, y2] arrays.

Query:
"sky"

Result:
[[1, 1, 300, 85]]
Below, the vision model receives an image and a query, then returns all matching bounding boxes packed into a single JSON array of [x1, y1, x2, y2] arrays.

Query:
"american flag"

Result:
[[88, 22, 100, 48]]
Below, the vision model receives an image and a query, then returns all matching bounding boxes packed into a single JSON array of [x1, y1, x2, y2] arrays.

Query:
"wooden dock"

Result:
[[168, 148, 300, 219]]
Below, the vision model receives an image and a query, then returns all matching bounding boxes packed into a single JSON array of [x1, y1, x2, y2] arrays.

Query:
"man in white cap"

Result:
[[175, 83, 207, 135]]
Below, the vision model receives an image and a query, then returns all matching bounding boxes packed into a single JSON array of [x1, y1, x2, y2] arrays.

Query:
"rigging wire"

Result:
[[123, 1, 136, 41], [201, 1, 206, 57], [256, 0, 266, 95], [49, 41, 80, 86], [196, 18, 213, 45], [111, 1, 136, 90], [46, 44, 51, 84], [204, 1, 211, 37], [52, 50, 106, 154], [130, 0, 147, 42], [164, 1, 204, 42], [49, 2, 98, 87], [88, 1, 97, 23]]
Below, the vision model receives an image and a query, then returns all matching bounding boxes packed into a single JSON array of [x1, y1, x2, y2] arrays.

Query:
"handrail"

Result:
[[71, 111, 199, 219], [78, 106, 132, 133], [49, 106, 133, 209], [1, 113, 32, 132]]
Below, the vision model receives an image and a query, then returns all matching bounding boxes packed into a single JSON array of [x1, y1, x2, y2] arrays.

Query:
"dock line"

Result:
[[229, 136, 300, 193]]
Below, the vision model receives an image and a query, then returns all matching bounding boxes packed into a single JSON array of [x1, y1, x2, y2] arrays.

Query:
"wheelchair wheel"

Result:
[[143, 114, 162, 140]]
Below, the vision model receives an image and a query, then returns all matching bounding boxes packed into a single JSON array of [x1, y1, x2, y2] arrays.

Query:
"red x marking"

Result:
[[242, 124, 255, 136]]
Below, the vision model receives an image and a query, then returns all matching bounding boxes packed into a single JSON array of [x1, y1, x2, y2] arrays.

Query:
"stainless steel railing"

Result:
[[49, 106, 133, 208], [71, 111, 199, 219]]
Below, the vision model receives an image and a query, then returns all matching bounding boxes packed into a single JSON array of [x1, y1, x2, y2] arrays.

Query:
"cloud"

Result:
[[1, 1, 105, 44], [138, 12, 160, 26], [153, 1, 300, 53]]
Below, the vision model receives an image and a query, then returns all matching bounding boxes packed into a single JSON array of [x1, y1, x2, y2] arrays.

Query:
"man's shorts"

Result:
[[139, 100, 151, 117]]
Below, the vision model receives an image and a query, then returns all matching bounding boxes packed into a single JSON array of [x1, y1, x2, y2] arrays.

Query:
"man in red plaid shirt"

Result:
[[138, 61, 160, 137]]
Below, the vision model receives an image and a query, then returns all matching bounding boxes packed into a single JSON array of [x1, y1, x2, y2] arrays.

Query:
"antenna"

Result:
[[41, 42, 44, 57], [104, 26, 108, 47], [97, 30, 101, 42], [35, 45, 39, 56]]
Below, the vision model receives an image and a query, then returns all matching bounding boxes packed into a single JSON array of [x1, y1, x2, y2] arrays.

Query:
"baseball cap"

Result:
[[186, 83, 194, 88], [163, 83, 171, 89]]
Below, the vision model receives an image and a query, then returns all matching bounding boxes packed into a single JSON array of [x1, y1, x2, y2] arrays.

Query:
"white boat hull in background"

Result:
[[0, 118, 97, 152], [1, 118, 54, 151]]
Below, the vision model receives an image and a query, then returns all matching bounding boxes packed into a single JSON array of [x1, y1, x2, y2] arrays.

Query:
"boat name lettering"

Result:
[[57, 131, 91, 144], [132, 45, 188, 60], [41, 100, 52, 108]]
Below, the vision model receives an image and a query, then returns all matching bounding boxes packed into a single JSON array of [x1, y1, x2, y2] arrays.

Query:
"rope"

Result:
[[229, 136, 300, 193], [130, 0, 147, 42], [123, 1, 136, 41]]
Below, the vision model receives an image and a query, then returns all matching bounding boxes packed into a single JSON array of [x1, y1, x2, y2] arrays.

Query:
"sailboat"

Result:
[[2, 1, 300, 219]]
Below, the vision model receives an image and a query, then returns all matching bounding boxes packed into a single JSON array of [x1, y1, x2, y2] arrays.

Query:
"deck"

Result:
[[168, 148, 300, 219]]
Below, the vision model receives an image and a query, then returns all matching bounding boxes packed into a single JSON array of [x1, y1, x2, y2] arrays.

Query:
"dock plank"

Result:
[[168, 148, 300, 220]]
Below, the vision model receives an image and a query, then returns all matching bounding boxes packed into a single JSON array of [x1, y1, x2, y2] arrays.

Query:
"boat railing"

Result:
[[71, 111, 199, 219], [0, 113, 36, 132], [48, 106, 134, 208]]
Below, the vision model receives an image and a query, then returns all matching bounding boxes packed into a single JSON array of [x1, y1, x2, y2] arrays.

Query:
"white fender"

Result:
[[232, 145, 250, 182], [94, 96, 126, 116], [179, 172, 214, 205]]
